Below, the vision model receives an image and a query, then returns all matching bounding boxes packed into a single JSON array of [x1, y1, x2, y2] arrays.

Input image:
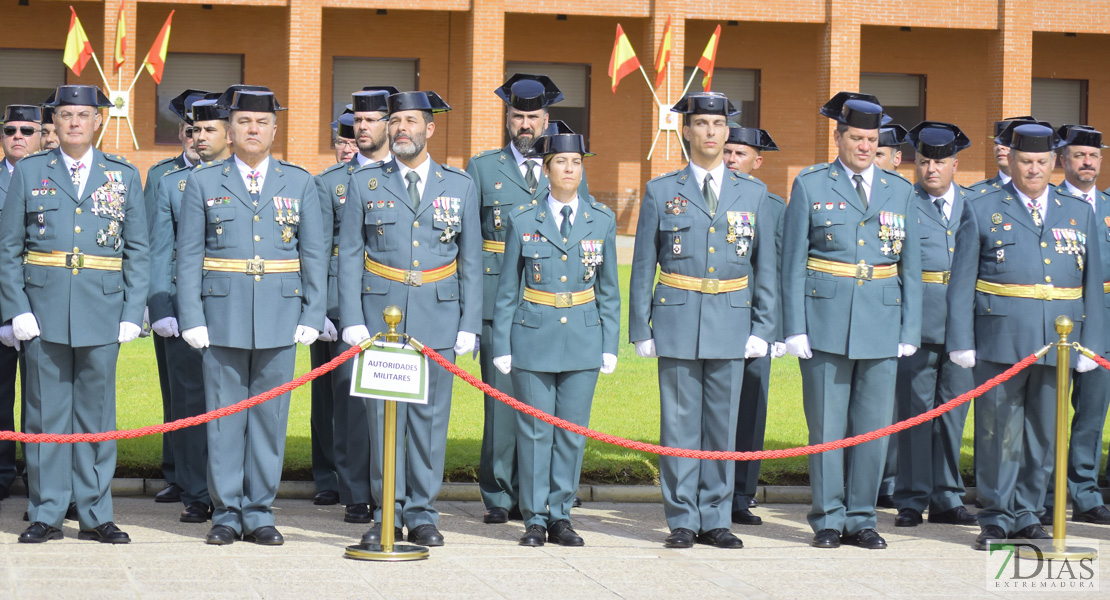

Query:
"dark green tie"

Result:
[[934, 197, 948, 226], [524, 160, 538, 192], [560, 205, 572, 240], [852, 174, 868, 209], [406, 171, 421, 210], [703, 173, 717, 213]]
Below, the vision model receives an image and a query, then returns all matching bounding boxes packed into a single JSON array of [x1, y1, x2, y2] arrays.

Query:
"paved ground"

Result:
[[2, 494, 1108, 599]]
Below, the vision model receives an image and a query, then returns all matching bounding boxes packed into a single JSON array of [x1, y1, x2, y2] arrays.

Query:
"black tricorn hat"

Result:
[[994, 115, 1036, 138], [40, 104, 54, 124], [387, 91, 451, 114], [878, 124, 909, 148], [1008, 123, 1063, 153], [352, 88, 395, 113], [995, 118, 1049, 147], [671, 92, 740, 117], [189, 98, 229, 123], [44, 85, 112, 109], [169, 89, 209, 124], [215, 85, 284, 112], [331, 109, 356, 139], [821, 91, 883, 129], [526, 121, 593, 158], [495, 74, 563, 111], [907, 121, 971, 159], [3, 105, 42, 124], [725, 125, 779, 151], [1057, 124, 1106, 149]]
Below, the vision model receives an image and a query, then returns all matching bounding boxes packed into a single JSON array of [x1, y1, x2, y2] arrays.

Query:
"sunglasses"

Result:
[[183, 127, 198, 138], [3, 126, 38, 137]]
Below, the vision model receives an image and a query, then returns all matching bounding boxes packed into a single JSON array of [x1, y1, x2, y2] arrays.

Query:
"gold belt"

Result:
[[1103, 281, 1110, 294], [522, 287, 596, 308], [975, 279, 1082, 301], [332, 244, 339, 257], [482, 240, 505, 254], [203, 257, 301, 274], [364, 254, 456, 287], [806, 257, 898, 281], [25, 250, 121, 271], [658, 271, 747, 294], [922, 271, 951, 284]]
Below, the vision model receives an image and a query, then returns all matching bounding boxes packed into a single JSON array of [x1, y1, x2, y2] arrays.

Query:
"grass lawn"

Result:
[[14, 264, 1109, 485]]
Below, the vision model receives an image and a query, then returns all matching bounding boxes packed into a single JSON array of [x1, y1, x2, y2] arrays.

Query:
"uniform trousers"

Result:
[[153, 335, 176, 486], [478, 319, 518, 511], [731, 354, 769, 510], [309, 342, 338, 495], [0, 344, 18, 493], [1045, 367, 1110, 513], [163, 334, 209, 506]]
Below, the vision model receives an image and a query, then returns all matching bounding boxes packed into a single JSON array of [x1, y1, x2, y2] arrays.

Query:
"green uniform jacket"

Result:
[[147, 165, 193, 322], [145, 154, 187, 230], [314, 158, 360, 322]]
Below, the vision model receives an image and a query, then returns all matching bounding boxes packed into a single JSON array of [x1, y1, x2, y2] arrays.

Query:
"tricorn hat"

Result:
[[386, 91, 451, 114], [671, 92, 740, 117], [189, 98, 229, 123], [352, 88, 395, 114], [821, 91, 884, 130], [331, 109, 356, 139], [526, 121, 594, 158], [2, 105, 42, 124], [906, 121, 971, 159], [994, 115, 1036, 138], [43, 85, 112, 109], [169, 89, 210, 124], [215, 85, 284, 112], [1056, 124, 1106, 149], [878, 124, 909, 148], [494, 74, 563, 111], [725, 125, 779, 151], [1008, 123, 1063, 153]]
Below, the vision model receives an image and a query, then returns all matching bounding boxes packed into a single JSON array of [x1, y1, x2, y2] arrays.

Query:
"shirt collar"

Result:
[[1015, 185, 1050, 210], [61, 147, 94, 172], [837, 159, 875, 187], [510, 144, 531, 167], [356, 152, 391, 167], [546, 193, 580, 222], [3, 159, 13, 174], [234, 154, 270, 179], [688, 161, 726, 189], [182, 153, 194, 168], [998, 170, 1012, 184], [1064, 180, 1096, 202], [930, 183, 956, 205], [397, 154, 431, 185]]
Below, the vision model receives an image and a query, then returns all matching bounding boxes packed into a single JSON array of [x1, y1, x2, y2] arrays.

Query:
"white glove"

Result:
[[493, 355, 512, 374], [12, 313, 40, 341], [294, 325, 320, 346], [634, 339, 657, 358], [744, 335, 768, 359], [601, 352, 618, 374], [182, 326, 210, 349], [0, 325, 15, 348], [949, 349, 976, 369], [771, 341, 787, 359], [118, 322, 142, 344], [1077, 355, 1099, 373], [342, 325, 372, 348], [318, 318, 338, 342], [152, 316, 180, 338], [897, 343, 918, 358], [785, 334, 812, 359], [454, 331, 477, 356]]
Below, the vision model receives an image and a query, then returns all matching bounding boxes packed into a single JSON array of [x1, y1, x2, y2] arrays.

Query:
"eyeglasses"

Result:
[[3, 125, 38, 137], [183, 127, 198, 138], [335, 139, 358, 149]]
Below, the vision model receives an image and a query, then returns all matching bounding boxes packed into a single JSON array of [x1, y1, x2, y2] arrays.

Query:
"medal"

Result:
[[282, 225, 293, 243]]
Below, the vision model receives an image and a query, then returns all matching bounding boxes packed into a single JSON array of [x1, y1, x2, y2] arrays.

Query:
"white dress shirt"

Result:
[[547, 193, 580, 235], [838, 159, 875, 203], [397, 155, 432, 201], [61, 147, 95, 198], [234, 154, 269, 195], [688, 161, 725, 204]]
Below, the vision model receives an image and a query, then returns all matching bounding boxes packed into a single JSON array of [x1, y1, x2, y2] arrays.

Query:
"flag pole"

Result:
[[665, 63, 671, 160], [679, 67, 700, 100], [636, 65, 662, 107], [125, 59, 147, 95]]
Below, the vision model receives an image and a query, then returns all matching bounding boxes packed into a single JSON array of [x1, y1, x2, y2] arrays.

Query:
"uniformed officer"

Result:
[[144, 88, 206, 505], [148, 96, 232, 524], [332, 110, 358, 164], [891, 121, 978, 529], [874, 124, 907, 173], [721, 124, 784, 527], [467, 74, 591, 524], [311, 86, 397, 523], [176, 86, 326, 546], [0, 85, 149, 543], [338, 91, 481, 548], [968, 116, 1036, 195], [491, 127, 619, 547], [1041, 124, 1110, 525], [630, 92, 776, 549], [38, 104, 58, 151], [946, 124, 1103, 550], [782, 91, 922, 550]]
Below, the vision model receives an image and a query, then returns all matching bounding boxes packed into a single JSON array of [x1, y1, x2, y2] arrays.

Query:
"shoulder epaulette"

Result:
[[150, 156, 176, 168], [276, 159, 309, 174], [767, 192, 786, 205], [471, 149, 502, 161], [317, 161, 349, 177], [194, 159, 225, 172], [648, 168, 684, 184], [588, 197, 614, 216], [25, 149, 49, 158], [880, 168, 910, 184], [441, 163, 466, 175], [800, 163, 831, 176]]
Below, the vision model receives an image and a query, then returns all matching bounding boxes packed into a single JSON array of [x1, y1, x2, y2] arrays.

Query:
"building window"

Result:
[[0, 49, 65, 111], [505, 61, 590, 142], [155, 53, 243, 145], [1032, 78, 1087, 129], [682, 67, 760, 128], [332, 57, 419, 120], [860, 73, 925, 158]]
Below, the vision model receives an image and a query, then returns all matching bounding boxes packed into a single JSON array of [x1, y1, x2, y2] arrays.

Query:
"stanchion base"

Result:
[[1016, 544, 1098, 561], [344, 542, 430, 561]]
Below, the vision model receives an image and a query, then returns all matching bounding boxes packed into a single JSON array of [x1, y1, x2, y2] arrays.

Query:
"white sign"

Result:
[[658, 104, 678, 131], [108, 92, 129, 119], [349, 341, 429, 404]]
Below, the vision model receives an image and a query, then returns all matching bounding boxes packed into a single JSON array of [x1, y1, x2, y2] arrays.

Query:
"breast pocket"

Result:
[[272, 218, 298, 251], [982, 232, 1016, 274], [365, 211, 398, 252], [430, 218, 458, 256], [810, 212, 847, 252], [206, 208, 237, 249], [522, 244, 552, 285], [659, 216, 693, 260], [29, 197, 60, 240]]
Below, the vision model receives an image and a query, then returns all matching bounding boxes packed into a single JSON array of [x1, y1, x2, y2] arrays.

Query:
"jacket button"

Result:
[[859, 221, 865, 227], [74, 226, 81, 233], [1041, 242, 1048, 247], [561, 255, 567, 261], [560, 317, 567, 324], [413, 221, 419, 227], [413, 260, 420, 267], [660, 298, 666, 303], [560, 276, 567, 282], [708, 267, 715, 273], [857, 280, 863, 286], [255, 275, 261, 282], [1045, 276, 1052, 283], [294, 289, 299, 294], [254, 215, 260, 221], [366, 286, 371, 291], [254, 235, 261, 242], [75, 208, 81, 214], [709, 227, 715, 233], [413, 241, 420, 247], [1044, 258, 1051, 264], [485, 267, 491, 273], [708, 247, 715, 253]]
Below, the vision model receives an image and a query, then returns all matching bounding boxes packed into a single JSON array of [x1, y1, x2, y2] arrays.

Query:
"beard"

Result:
[[511, 129, 537, 154], [358, 132, 386, 155], [391, 130, 426, 160]]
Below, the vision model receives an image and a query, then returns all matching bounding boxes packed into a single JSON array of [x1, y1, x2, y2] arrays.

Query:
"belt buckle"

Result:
[[554, 292, 573, 308], [66, 253, 84, 269], [855, 262, 874, 281], [1034, 283, 1053, 300], [245, 258, 265, 275], [701, 278, 720, 294], [942, 271, 950, 285], [404, 270, 423, 286]]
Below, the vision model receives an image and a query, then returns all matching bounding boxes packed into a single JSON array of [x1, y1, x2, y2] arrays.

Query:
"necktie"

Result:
[[70, 161, 83, 192], [703, 173, 717, 214], [852, 174, 868, 209], [560, 205, 572, 240], [933, 197, 948, 226], [1027, 201, 1042, 228], [524, 160, 538, 193], [406, 171, 421, 210], [247, 170, 261, 204]]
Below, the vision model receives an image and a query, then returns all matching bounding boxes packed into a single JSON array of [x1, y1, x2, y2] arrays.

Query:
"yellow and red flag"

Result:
[[143, 10, 174, 84], [608, 24, 641, 94], [113, 0, 127, 73], [654, 16, 673, 89], [62, 6, 95, 77], [697, 25, 721, 91]]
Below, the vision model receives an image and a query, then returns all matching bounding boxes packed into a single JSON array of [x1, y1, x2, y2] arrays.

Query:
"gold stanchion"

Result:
[[345, 306, 430, 561], [1017, 315, 1096, 560]]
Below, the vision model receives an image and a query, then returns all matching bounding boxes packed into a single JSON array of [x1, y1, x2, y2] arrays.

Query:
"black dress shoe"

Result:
[[313, 490, 340, 506], [697, 528, 743, 549], [206, 524, 238, 545], [360, 523, 404, 545], [928, 505, 977, 525], [65, 503, 78, 521], [841, 528, 887, 549], [244, 525, 284, 546], [180, 501, 212, 523], [664, 527, 695, 548], [408, 524, 445, 547], [507, 506, 523, 521], [344, 504, 372, 524], [748, 497, 759, 508], [483, 507, 509, 524], [894, 508, 923, 527], [876, 494, 896, 509], [155, 483, 182, 503], [1072, 505, 1110, 525], [573, 496, 582, 508], [1039, 508, 1053, 526], [78, 522, 131, 544], [18, 522, 62, 543], [548, 519, 584, 546], [731, 508, 762, 526], [1013, 524, 1051, 540], [973, 525, 1007, 551], [519, 524, 546, 546], [811, 529, 841, 549]]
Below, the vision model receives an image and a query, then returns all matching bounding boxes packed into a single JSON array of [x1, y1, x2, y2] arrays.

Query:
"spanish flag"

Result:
[[113, 1, 127, 74], [697, 25, 721, 91], [143, 10, 174, 85], [608, 24, 641, 94], [654, 16, 673, 89], [62, 6, 95, 77]]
